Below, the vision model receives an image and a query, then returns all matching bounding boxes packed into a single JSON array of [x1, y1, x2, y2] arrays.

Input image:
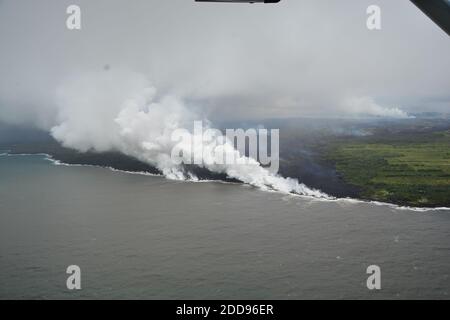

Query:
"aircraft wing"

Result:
[[411, 0, 450, 36]]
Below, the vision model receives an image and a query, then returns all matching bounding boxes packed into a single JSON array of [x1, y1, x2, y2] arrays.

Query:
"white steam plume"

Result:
[[343, 96, 412, 119], [50, 70, 328, 198]]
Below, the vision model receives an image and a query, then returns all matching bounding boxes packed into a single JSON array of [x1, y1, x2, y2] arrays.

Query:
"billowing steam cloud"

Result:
[[51, 69, 328, 198]]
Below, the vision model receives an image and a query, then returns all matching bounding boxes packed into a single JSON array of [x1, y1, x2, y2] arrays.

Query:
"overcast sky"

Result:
[[0, 0, 449, 126]]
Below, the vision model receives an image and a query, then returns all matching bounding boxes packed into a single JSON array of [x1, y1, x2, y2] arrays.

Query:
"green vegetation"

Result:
[[325, 131, 450, 207]]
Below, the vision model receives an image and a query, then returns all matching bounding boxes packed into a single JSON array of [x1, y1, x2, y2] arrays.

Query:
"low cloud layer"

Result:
[[0, 0, 449, 128]]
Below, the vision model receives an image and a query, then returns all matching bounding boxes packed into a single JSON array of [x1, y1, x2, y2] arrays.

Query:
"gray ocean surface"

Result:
[[0, 154, 449, 299]]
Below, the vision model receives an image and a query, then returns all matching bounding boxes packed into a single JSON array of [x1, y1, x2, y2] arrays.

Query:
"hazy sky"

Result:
[[0, 0, 449, 126]]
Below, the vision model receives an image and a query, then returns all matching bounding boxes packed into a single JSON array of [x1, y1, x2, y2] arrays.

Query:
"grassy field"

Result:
[[325, 130, 450, 207]]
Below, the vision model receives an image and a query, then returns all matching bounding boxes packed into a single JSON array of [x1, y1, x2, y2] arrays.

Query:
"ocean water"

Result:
[[0, 154, 449, 299]]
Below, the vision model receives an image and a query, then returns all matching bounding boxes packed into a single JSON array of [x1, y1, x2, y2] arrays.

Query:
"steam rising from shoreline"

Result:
[[50, 70, 329, 198]]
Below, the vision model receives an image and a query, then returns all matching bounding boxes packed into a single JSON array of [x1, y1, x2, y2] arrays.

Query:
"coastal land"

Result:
[[1, 116, 449, 208]]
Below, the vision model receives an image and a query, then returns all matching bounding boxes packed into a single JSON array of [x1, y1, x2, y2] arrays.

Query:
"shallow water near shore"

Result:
[[1, 154, 449, 299]]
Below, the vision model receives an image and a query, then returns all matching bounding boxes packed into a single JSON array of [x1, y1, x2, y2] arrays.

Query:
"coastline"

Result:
[[2, 150, 449, 212]]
